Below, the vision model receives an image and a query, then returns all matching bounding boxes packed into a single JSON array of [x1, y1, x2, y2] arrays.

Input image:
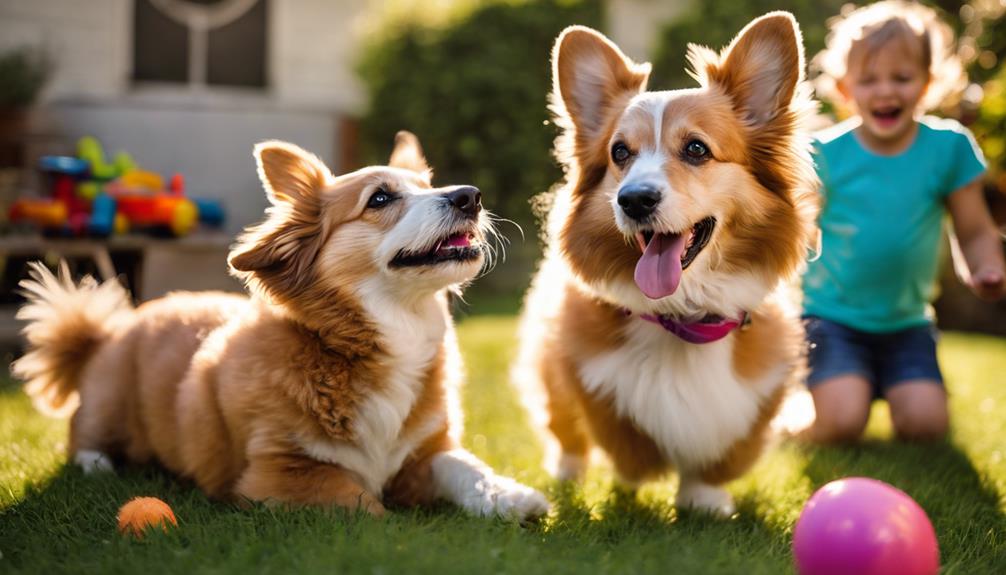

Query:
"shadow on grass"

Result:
[[537, 479, 796, 574], [798, 439, 1006, 571]]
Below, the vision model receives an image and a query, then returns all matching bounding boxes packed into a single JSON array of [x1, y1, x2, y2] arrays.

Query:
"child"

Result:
[[802, 0, 1006, 443]]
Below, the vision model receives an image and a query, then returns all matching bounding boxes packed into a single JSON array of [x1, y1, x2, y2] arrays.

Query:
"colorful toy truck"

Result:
[[9, 137, 224, 237]]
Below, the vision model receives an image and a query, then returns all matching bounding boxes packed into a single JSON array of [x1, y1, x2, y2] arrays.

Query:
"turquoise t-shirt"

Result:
[[802, 116, 986, 333]]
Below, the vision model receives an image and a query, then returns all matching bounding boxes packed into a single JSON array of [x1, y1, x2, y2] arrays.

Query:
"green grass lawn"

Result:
[[1, 317, 1004, 574]]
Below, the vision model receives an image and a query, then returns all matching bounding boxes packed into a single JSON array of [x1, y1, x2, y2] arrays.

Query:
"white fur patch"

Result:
[[298, 286, 450, 495], [677, 475, 735, 516], [556, 453, 587, 482], [74, 450, 114, 474], [430, 449, 549, 520], [586, 271, 770, 321], [578, 319, 784, 472]]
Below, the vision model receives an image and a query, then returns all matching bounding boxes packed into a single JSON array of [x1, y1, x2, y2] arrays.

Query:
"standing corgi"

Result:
[[513, 14, 818, 515]]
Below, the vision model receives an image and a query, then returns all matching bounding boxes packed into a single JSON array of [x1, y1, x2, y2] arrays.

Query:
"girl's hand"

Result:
[[947, 181, 1006, 302], [969, 266, 1005, 301]]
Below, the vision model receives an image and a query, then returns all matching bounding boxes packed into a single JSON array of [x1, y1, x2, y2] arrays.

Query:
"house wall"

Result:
[[608, 0, 688, 63], [0, 0, 369, 111], [0, 0, 371, 235]]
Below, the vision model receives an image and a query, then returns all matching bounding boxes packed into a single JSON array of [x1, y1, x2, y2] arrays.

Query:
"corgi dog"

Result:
[[513, 13, 818, 515], [15, 132, 548, 520]]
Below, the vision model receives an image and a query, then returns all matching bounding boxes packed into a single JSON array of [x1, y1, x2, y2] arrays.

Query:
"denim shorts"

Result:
[[803, 316, 944, 397]]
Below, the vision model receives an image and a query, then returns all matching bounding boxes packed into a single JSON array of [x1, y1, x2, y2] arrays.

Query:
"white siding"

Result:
[[0, 0, 131, 100], [608, 0, 689, 63]]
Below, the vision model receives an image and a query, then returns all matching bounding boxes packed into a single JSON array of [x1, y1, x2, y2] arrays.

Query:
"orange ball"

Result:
[[116, 496, 177, 538]]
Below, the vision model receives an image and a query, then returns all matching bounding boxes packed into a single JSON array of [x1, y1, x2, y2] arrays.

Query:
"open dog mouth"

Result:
[[632, 216, 716, 299], [389, 231, 483, 268]]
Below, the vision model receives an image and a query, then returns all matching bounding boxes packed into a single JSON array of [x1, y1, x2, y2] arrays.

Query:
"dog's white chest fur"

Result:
[[578, 320, 779, 471], [300, 294, 447, 494]]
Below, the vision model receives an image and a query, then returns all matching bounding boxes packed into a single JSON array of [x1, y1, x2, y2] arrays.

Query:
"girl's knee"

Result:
[[887, 381, 948, 442], [892, 406, 948, 441], [807, 375, 873, 444], [810, 405, 870, 443]]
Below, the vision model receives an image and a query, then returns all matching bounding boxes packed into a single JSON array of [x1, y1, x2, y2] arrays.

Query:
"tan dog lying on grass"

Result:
[[14, 132, 549, 521]]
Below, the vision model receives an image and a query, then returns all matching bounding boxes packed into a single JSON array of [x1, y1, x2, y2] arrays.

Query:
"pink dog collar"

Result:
[[626, 310, 749, 344]]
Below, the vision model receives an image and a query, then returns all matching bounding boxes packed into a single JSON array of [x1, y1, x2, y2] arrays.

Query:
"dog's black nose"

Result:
[[446, 186, 482, 217], [617, 184, 661, 220]]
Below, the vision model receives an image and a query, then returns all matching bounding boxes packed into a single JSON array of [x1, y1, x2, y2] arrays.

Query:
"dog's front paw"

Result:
[[555, 452, 587, 482], [74, 450, 114, 474], [676, 479, 735, 517], [472, 476, 550, 522], [490, 478, 550, 521], [431, 450, 550, 521]]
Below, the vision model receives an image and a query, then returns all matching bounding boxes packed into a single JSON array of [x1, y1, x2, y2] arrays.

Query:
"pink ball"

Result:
[[793, 477, 939, 575]]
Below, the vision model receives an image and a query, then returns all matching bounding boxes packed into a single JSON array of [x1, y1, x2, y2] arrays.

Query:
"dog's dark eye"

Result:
[[684, 140, 710, 162], [611, 142, 631, 166], [367, 188, 394, 209]]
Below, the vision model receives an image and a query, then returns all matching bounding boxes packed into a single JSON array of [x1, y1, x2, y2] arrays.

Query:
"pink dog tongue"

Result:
[[634, 232, 686, 299], [444, 233, 470, 247]]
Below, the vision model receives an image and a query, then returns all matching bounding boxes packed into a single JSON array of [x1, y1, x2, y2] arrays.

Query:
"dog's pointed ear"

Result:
[[388, 131, 430, 174], [229, 141, 332, 275], [553, 26, 650, 147], [692, 12, 804, 127], [254, 140, 333, 207]]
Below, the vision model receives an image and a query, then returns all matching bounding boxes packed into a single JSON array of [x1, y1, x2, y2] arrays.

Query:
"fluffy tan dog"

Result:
[[15, 133, 548, 520], [513, 14, 819, 515]]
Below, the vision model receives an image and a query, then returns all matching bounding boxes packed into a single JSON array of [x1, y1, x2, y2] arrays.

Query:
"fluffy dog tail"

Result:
[[12, 262, 133, 416]]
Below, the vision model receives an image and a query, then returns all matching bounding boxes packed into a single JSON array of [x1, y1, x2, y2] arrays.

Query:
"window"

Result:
[[132, 0, 267, 89]]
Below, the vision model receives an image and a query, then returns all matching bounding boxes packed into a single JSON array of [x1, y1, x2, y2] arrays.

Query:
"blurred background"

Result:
[[0, 0, 1003, 346]]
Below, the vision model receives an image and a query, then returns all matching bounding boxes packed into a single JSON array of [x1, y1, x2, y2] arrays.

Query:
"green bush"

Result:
[[960, 5, 1006, 179], [647, 0, 847, 91], [357, 0, 603, 291], [973, 66, 1006, 183], [0, 47, 52, 108]]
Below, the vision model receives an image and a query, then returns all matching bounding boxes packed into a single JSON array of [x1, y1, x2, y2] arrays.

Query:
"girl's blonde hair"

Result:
[[813, 0, 966, 113]]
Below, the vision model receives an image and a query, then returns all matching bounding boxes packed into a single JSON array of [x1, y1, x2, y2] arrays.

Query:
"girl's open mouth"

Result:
[[871, 107, 902, 128]]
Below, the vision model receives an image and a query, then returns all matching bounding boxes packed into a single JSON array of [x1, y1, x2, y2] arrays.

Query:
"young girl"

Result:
[[803, 0, 1006, 443]]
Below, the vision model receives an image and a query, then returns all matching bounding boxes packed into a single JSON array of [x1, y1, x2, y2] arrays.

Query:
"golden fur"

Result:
[[15, 133, 548, 520], [514, 13, 819, 514]]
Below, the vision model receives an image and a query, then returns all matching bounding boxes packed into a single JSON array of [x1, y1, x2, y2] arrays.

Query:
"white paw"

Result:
[[676, 480, 735, 517], [74, 450, 114, 474], [470, 476, 550, 521], [555, 453, 586, 482]]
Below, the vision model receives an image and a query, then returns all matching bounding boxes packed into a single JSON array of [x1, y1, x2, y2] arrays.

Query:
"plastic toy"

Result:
[[9, 199, 67, 228], [114, 193, 198, 237], [9, 136, 224, 237], [793, 477, 939, 575], [77, 136, 135, 181], [116, 496, 177, 538]]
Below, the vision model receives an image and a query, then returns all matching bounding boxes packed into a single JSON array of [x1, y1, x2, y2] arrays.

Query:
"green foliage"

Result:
[[647, 0, 847, 91], [973, 66, 1006, 181], [357, 0, 603, 235], [0, 47, 52, 109], [955, 1, 1006, 86], [959, 5, 1006, 178]]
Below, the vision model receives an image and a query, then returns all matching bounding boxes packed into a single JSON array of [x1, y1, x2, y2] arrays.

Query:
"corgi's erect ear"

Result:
[[553, 26, 650, 151], [388, 131, 430, 174], [255, 140, 334, 207], [690, 12, 804, 127], [228, 141, 332, 281]]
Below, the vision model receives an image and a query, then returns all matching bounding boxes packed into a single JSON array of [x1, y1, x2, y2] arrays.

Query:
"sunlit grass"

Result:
[[1, 320, 1003, 574]]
